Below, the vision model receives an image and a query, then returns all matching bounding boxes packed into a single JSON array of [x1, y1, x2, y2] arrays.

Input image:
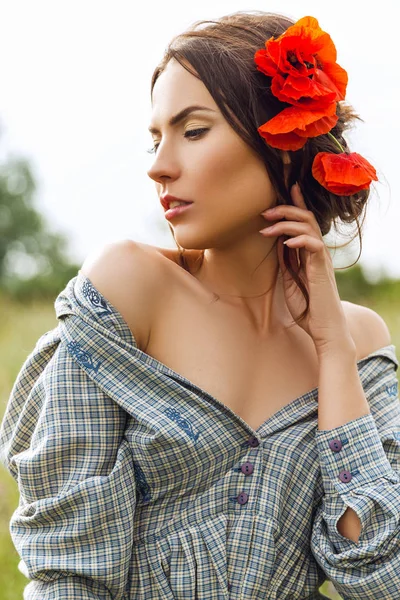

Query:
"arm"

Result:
[[317, 344, 372, 544], [0, 295, 137, 599], [311, 309, 400, 598], [317, 306, 392, 542]]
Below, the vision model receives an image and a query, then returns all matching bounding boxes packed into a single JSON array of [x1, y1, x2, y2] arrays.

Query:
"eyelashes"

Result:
[[147, 127, 209, 154]]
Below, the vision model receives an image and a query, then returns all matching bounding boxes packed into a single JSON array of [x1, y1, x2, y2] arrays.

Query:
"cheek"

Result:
[[189, 143, 242, 192], [198, 146, 275, 205]]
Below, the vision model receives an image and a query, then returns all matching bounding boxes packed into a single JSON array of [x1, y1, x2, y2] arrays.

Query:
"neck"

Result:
[[193, 243, 293, 335]]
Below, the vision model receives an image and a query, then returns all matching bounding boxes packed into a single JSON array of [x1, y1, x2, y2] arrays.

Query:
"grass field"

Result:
[[0, 291, 398, 600]]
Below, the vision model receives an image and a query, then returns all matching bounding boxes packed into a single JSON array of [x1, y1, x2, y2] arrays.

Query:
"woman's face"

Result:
[[147, 58, 278, 251]]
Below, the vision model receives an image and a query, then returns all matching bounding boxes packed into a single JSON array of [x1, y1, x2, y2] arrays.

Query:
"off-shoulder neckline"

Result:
[[76, 271, 398, 435]]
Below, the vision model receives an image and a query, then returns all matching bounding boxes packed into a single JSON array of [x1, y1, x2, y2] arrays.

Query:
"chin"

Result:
[[170, 228, 212, 251]]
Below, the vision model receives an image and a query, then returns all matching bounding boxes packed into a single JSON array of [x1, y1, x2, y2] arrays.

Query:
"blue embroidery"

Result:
[[82, 280, 112, 315], [164, 407, 200, 442], [66, 341, 101, 373], [133, 462, 151, 503], [386, 382, 398, 397]]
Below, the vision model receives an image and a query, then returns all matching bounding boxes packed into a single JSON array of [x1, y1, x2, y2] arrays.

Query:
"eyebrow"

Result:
[[148, 105, 216, 134]]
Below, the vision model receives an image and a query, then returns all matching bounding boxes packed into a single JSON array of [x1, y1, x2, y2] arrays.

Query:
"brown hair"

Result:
[[150, 10, 369, 324]]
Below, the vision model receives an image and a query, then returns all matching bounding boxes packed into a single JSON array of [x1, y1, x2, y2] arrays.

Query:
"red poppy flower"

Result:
[[312, 152, 378, 195], [258, 104, 338, 151], [254, 16, 348, 110], [254, 16, 377, 187]]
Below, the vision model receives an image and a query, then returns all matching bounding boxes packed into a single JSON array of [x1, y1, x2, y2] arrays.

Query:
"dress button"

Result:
[[329, 439, 343, 452], [241, 462, 254, 475], [247, 436, 259, 448], [339, 470, 352, 483], [237, 491, 249, 505]]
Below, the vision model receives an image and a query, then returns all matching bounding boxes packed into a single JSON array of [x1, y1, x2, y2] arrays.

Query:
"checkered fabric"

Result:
[[1, 271, 399, 599]]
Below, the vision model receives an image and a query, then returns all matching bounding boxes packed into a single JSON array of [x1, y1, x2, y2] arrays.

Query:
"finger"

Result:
[[284, 235, 325, 254], [259, 222, 313, 237], [262, 205, 315, 224], [290, 182, 308, 209]]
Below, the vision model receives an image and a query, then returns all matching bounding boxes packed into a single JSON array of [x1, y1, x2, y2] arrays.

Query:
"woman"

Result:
[[1, 11, 399, 600]]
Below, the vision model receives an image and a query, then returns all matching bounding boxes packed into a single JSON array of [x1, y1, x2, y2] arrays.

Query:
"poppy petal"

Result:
[[257, 129, 307, 151], [261, 104, 336, 135], [312, 152, 378, 195]]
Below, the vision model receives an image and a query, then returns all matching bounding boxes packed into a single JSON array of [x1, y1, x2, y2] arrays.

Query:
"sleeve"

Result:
[[311, 353, 400, 599], [0, 329, 137, 600]]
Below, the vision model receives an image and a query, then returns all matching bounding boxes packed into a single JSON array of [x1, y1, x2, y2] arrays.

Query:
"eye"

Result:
[[184, 127, 209, 140], [146, 128, 209, 154]]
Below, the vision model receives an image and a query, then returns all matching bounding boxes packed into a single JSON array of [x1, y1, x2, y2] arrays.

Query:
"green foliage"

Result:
[[0, 157, 80, 300], [1, 262, 81, 301], [0, 295, 59, 598], [335, 264, 400, 306]]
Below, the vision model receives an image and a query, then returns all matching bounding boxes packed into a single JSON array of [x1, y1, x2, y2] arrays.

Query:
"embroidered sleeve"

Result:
[[0, 331, 136, 600]]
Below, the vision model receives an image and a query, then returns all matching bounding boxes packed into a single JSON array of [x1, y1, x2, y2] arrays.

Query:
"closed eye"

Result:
[[147, 127, 209, 154]]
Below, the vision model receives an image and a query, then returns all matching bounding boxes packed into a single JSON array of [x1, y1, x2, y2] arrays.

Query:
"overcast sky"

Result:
[[1, 0, 399, 282]]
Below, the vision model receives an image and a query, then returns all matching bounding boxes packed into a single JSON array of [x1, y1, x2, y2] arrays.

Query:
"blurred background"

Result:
[[0, 1, 398, 598]]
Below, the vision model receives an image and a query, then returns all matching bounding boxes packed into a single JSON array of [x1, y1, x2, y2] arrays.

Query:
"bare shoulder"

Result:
[[135, 242, 203, 269], [341, 300, 392, 359], [80, 239, 167, 349]]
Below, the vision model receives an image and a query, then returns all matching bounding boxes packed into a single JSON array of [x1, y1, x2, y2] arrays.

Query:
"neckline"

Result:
[[128, 338, 396, 436], [77, 271, 398, 436]]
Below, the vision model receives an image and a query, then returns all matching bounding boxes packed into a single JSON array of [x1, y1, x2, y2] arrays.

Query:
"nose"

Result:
[[146, 141, 181, 185]]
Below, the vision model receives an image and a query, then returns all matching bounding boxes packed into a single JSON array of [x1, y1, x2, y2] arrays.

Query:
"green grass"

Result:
[[0, 295, 58, 598], [0, 291, 398, 599]]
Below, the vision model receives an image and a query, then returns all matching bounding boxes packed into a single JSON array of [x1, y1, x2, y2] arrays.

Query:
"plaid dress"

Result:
[[1, 271, 399, 600]]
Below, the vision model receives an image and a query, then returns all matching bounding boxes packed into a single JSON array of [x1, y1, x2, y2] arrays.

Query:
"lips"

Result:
[[160, 195, 193, 210]]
